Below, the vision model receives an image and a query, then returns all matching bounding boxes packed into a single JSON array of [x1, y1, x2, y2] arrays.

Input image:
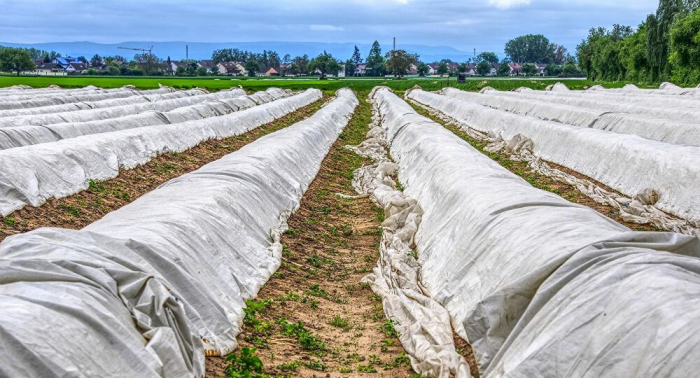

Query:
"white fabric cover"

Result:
[[0, 89, 209, 123], [348, 89, 470, 377], [0, 88, 286, 150], [0, 89, 358, 378], [441, 88, 700, 146], [589, 82, 700, 97], [0, 87, 176, 110], [0, 88, 322, 216], [373, 87, 700, 377], [407, 88, 700, 225], [508, 84, 700, 110], [473, 87, 700, 122], [0, 86, 133, 103]]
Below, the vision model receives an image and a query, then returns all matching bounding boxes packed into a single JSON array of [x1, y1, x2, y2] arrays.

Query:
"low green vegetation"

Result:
[[0, 75, 630, 93]]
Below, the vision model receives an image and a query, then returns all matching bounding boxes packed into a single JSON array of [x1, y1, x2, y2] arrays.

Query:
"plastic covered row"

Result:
[[0, 88, 208, 121], [374, 87, 700, 377], [530, 83, 700, 109], [476, 87, 700, 122], [407, 88, 700, 225], [0, 86, 176, 110], [0, 88, 358, 377], [0, 88, 322, 216], [442, 88, 700, 146], [0, 88, 287, 150], [0, 85, 135, 102]]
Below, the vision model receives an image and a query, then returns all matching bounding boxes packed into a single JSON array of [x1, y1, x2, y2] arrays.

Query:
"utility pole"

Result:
[[393, 37, 396, 52], [186, 45, 189, 61]]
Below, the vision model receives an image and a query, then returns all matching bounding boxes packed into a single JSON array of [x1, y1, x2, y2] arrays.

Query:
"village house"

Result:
[[35, 62, 66, 76], [216, 62, 245, 76]]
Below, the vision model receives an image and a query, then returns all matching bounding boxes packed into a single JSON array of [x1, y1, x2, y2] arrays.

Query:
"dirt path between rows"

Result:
[[206, 91, 420, 377], [0, 96, 328, 242]]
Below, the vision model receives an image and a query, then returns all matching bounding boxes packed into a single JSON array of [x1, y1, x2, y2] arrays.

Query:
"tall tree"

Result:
[[505, 34, 556, 63], [669, 7, 700, 84], [309, 51, 341, 79], [245, 59, 259, 77], [475, 52, 499, 64], [134, 53, 162, 75], [476, 60, 491, 76], [351, 45, 362, 73], [385, 49, 418, 78], [290, 54, 310, 75], [365, 41, 386, 77], [646, 0, 697, 80], [344, 59, 356, 78], [0, 48, 36, 76], [417, 63, 429, 76], [437, 61, 449, 76], [90, 54, 102, 68]]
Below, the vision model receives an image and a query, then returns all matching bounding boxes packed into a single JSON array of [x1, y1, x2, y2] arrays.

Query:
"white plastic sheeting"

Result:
[[0, 88, 322, 216], [0, 87, 177, 110], [0, 89, 358, 377], [589, 82, 700, 97], [348, 88, 470, 377], [521, 84, 700, 110], [0, 85, 134, 103], [407, 88, 700, 225], [0, 88, 287, 150], [476, 87, 700, 122], [442, 88, 700, 146], [0, 88, 208, 121], [373, 87, 700, 377]]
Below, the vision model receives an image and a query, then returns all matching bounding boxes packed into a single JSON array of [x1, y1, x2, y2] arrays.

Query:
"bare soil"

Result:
[[0, 97, 328, 242], [207, 92, 423, 377]]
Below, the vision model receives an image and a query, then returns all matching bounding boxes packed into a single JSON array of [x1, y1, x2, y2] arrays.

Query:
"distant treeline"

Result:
[[577, 0, 700, 85]]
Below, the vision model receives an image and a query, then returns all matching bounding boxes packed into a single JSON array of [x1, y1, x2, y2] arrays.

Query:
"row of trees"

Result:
[[577, 0, 700, 84]]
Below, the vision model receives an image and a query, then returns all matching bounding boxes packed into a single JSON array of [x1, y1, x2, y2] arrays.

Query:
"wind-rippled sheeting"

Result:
[[524, 84, 700, 109], [0, 89, 357, 378], [0, 88, 322, 216], [589, 82, 700, 97], [0, 85, 132, 102], [0, 89, 212, 125], [0, 85, 100, 97], [0, 87, 177, 111], [407, 88, 700, 225], [374, 87, 700, 378], [475, 87, 700, 122], [443, 88, 700, 147], [0, 88, 287, 150]]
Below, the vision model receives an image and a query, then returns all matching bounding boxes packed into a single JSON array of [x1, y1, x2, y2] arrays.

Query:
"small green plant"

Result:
[[243, 299, 272, 326], [60, 204, 81, 217], [357, 364, 378, 373], [306, 253, 322, 268], [328, 315, 352, 331], [278, 319, 326, 351], [224, 347, 265, 378], [276, 361, 301, 372], [3, 217, 16, 227], [307, 284, 329, 298], [88, 179, 105, 193], [303, 360, 327, 371], [380, 319, 399, 338]]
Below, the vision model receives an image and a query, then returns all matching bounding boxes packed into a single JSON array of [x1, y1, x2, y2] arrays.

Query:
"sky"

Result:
[[0, 0, 659, 55]]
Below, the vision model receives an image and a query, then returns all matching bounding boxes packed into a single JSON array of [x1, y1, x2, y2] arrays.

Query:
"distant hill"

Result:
[[0, 41, 476, 63]]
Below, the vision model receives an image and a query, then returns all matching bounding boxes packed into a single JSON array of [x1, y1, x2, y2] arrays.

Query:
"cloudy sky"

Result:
[[0, 0, 658, 54]]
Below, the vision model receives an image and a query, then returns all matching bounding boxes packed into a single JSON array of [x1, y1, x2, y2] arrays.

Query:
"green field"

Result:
[[0, 75, 645, 92]]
